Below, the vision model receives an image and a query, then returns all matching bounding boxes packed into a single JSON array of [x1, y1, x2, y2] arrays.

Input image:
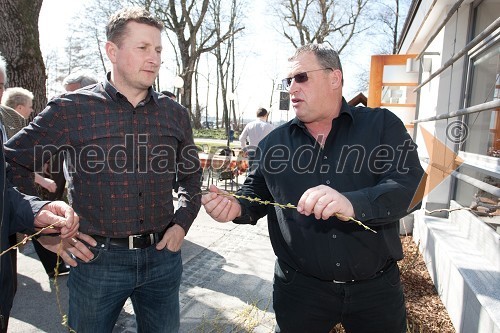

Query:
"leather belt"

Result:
[[331, 260, 394, 284], [92, 229, 167, 250], [279, 259, 395, 284]]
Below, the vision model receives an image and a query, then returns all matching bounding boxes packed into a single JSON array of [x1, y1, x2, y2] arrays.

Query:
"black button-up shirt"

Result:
[[4, 75, 201, 237], [234, 98, 424, 281]]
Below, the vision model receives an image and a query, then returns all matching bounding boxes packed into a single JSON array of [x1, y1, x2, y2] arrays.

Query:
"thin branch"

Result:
[[201, 191, 377, 233]]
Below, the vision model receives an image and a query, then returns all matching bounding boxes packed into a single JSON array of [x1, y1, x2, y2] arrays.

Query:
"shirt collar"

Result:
[[290, 97, 354, 130], [104, 72, 159, 106]]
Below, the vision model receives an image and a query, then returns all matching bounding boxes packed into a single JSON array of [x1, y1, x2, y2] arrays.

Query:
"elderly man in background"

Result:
[[62, 71, 98, 92]]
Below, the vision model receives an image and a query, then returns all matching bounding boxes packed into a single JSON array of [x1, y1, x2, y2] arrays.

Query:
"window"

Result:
[[462, 42, 500, 156], [454, 0, 500, 231]]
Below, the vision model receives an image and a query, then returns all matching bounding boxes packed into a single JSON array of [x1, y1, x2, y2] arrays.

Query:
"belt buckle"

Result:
[[128, 234, 154, 249]]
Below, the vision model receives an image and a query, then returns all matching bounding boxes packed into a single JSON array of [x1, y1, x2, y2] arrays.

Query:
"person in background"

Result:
[[161, 90, 176, 100], [62, 71, 98, 92], [238, 107, 274, 169], [0, 89, 29, 140], [0, 87, 57, 194], [202, 43, 425, 333], [4, 7, 201, 332]]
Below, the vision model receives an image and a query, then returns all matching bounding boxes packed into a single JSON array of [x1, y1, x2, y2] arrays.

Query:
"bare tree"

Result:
[[154, 0, 244, 128], [276, 0, 370, 52], [351, 0, 411, 93], [212, 0, 233, 130], [368, 0, 411, 55], [43, 0, 118, 99], [0, 0, 47, 116]]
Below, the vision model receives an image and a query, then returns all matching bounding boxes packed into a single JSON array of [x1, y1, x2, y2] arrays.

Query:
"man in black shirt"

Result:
[[202, 43, 425, 332]]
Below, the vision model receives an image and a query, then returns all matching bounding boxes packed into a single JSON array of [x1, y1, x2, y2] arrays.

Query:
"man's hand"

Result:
[[156, 224, 185, 252], [201, 184, 242, 222], [35, 201, 79, 238], [37, 232, 96, 267], [35, 173, 57, 193], [297, 185, 354, 221]]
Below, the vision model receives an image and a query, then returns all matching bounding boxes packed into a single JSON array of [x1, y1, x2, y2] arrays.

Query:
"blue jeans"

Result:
[[68, 244, 182, 333]]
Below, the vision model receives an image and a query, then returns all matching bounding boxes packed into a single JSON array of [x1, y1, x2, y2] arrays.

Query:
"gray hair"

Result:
[[1, 87, 34, 109], [0, 53, 7, 80], [289, 43, 344, 85], [62, 71, 98, 89]]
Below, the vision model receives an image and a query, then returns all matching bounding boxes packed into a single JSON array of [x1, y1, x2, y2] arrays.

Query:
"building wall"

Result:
[[396, 0, 500, 331]]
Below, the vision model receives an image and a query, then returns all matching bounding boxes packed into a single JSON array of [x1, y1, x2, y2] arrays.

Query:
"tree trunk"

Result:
[[0, 0, 47, 118]]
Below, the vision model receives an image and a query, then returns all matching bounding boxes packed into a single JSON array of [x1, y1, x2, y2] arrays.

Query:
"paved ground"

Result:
[[8, 193, 276, 332]]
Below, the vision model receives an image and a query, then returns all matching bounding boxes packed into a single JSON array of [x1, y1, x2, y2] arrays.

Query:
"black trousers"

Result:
[[35, 154, 67, 276], [273, 260, 406, 333], [32, 238, 62, 276]]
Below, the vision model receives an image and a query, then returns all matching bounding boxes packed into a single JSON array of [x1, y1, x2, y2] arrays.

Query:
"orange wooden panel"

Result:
[[368, 56, 384, 107], [368, 54, 418, 108]]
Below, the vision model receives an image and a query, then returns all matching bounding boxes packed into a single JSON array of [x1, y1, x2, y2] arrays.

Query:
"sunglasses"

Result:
[[282, 68, 332, 90]]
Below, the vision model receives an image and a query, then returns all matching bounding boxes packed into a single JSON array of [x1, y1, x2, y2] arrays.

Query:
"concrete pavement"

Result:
[[8, 204, 276, 332]]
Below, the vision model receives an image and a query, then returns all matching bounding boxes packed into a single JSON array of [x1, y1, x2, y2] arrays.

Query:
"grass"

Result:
[[193, 128, 241, 141], [190, 297, 274, 333]]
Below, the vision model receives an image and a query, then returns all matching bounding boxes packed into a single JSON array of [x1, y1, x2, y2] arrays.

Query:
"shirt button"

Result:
[[323, 156, 328, 160], [332, 234, 337, 239], [326, 180, 331, 185], [139, 192, 143, 197], [336, 263, 341, 267], [361, 213, 366, 218], [139, 219, 144, 224], [133, 110, 136, 114], [387, 211, 391, 216]]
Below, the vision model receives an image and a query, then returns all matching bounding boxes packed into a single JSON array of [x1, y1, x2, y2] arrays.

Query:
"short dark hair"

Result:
[[106, 7, 164, 46], [256, 107, 268, 118]]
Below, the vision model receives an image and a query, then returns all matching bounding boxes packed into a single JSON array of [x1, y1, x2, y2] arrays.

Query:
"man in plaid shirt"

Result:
[[5, 7, 201, 333]]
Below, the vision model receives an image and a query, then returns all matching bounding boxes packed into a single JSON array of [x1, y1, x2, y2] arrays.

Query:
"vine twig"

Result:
[[0, 221, 62, 257], [425, 207, 473, 215], [202, 190, 377, 233], [0, 222, 76, 331]]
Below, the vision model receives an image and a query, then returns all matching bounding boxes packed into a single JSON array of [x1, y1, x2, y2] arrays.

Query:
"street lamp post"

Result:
[[226, 92, 235, 148]]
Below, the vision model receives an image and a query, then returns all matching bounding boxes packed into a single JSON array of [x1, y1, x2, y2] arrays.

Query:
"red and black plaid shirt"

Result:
[[5, 75, 201, 237]]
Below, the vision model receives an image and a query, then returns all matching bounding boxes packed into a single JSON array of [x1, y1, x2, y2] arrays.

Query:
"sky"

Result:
[[38, 0, 372, 123]]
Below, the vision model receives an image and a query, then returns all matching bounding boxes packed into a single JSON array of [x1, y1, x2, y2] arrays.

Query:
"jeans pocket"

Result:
[[163, 246, 181, 254], [274, 260, 297, 286]]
